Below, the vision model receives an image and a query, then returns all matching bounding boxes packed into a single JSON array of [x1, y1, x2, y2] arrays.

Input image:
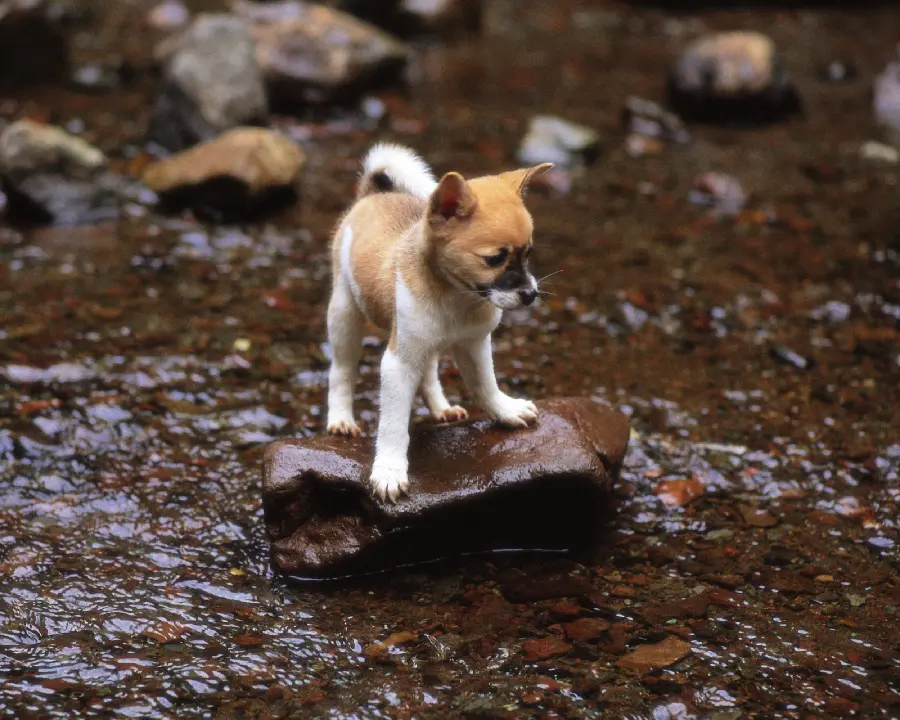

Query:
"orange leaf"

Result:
[[655, 477, 704, 507]]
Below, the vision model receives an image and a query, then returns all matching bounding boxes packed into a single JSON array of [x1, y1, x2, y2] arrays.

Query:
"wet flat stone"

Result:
[[262, 397, 629, 578]]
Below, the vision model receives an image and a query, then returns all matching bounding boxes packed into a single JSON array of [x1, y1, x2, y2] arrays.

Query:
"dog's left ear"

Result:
[[497, 163, 553, 198]]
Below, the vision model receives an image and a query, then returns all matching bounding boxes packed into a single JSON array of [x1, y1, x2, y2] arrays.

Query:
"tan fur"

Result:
[[332, 165, 551, 343], [331, 192, 423, 330]]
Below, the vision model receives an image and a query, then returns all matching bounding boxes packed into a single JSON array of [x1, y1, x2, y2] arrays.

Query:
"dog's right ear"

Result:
[[428, 172, 477, 229]]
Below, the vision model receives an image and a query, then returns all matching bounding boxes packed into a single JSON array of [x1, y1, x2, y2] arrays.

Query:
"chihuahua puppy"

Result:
[[326, 144, 552, 502]]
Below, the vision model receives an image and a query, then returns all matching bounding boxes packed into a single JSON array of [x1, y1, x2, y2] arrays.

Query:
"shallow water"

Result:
[[1, 0, 899, 717]]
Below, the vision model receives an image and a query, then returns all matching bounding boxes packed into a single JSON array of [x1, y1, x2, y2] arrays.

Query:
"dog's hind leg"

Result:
[[326, 277, 365, 437], [420, 353, 468, 423]]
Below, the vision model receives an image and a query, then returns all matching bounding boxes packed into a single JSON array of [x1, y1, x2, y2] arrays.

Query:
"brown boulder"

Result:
[[142, 127, 304, 221], [262, 397, 629, 578], [0, 1, 69, 93]]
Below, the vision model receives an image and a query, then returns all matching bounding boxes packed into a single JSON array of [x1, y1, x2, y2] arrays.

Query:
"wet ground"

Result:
[[2, 0, 900, 717]]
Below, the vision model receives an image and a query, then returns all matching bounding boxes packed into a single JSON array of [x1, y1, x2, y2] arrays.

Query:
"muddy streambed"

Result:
[[1, 0, 899, 717]]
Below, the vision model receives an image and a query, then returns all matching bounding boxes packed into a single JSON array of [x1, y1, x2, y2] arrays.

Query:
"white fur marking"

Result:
[[488, 289, 523, 310], [340, 225, 363, 309], [362, 143, 437, 200], [371, 348, 424, 502], [453, 335, 538, 428]]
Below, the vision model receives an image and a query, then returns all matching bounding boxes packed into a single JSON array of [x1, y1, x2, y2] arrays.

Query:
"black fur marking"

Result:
[[371, 171, 394, 192]]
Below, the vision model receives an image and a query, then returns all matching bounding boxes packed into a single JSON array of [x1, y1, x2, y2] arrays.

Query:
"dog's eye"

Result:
[[484, 249, 509, 268]]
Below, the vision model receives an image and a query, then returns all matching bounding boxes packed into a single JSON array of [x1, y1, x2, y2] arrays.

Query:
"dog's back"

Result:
[[331, 145, 437, 331]]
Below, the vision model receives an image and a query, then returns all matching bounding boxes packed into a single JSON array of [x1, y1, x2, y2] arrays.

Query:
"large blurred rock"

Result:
[[149, 14, 269, 152], [0, 1, 69, 93], [875, 46, 900, 147], [232, 0, 409, 109], [0, 120, 119, 225], [142, 127, 305, 221], [262, 397, 629, 578], [337, 0, 482, 38], [668, 31, 801, 126]]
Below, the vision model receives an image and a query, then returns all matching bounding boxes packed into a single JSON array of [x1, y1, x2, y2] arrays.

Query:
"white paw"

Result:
[[486, 395, 538, 428], [369, 464, 409, 503], [326, 417, 362, 437], [433, 405, 468, 423]]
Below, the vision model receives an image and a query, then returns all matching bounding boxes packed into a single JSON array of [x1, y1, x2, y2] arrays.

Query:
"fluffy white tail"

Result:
[[357, 143, 437, 200]]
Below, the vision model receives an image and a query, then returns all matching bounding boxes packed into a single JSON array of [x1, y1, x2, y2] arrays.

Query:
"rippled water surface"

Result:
[[2, 0, 900, 717]]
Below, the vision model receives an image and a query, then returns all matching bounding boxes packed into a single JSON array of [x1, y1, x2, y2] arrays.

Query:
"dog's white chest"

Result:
[[394, 276, 500, 351]]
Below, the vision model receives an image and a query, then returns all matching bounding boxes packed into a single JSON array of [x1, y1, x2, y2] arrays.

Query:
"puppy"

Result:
[[326, 143, 552, 502]]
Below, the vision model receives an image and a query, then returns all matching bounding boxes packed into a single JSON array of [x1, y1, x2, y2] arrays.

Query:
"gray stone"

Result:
[[149, 14, 269, 152], [262, 397, 629, 578], [0, 120, 119, 225], [517, 116, 600, 168], [623, 96, 691, 144], [688, 172, 746, 216], [232, 0, 409, 109]]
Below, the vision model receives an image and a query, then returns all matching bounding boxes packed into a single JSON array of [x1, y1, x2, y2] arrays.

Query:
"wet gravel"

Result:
[[1, 0, 899, 717]]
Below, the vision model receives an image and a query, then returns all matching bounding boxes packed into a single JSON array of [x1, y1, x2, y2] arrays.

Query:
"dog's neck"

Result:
[[407, 221, 485, 313]]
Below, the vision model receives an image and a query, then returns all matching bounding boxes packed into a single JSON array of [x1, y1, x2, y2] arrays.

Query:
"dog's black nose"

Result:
[[519, 288, 537, 306]]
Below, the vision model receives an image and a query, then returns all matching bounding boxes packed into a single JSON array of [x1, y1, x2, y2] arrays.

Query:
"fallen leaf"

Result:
[[548, 600, 583, 620], [617, 635, 692, 674], [523, 637, 572, 661], [707, 588, 740, 607], [364, 630, 419, 659], [833, 497, 878, 528], [642, 593, 709, 622], [656, 477, 704, 507], [564, 617, 610, 642], [739, 504, 778, 528], [234, 634, 264, 646], [16, 399, 61, 414], [89, 303, 124, 321], [142, 622, 187, 644]]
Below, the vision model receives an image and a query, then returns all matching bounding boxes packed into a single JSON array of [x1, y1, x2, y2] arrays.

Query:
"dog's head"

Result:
[[425, 163, 552, 310]]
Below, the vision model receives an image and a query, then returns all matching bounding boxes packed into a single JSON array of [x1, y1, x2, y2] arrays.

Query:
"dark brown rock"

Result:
[[668, 31, 801, 126], [0, 1, 69, 93], [262, 397, 629, 578], [502, 573, 594, 603], [141, 127, 304, 221], [149, 14, 268, 152]]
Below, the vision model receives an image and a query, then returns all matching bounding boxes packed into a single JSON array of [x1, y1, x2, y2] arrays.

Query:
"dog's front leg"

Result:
[[453, 334, 537, 428], [370, 345, 426, 502]]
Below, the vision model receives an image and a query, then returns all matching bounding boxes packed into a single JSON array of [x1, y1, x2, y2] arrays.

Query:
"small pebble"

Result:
[[623, 96, 690, 144], [810, 300, 851, 324], [688, 172, 745, 216], [860, 140, 899, 164], [625, 133, 663, 157], [517, 115, 600, 167], [820, 60, 857, 84], [147, 0, 189, 31], [770, 345, 813, 371]]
